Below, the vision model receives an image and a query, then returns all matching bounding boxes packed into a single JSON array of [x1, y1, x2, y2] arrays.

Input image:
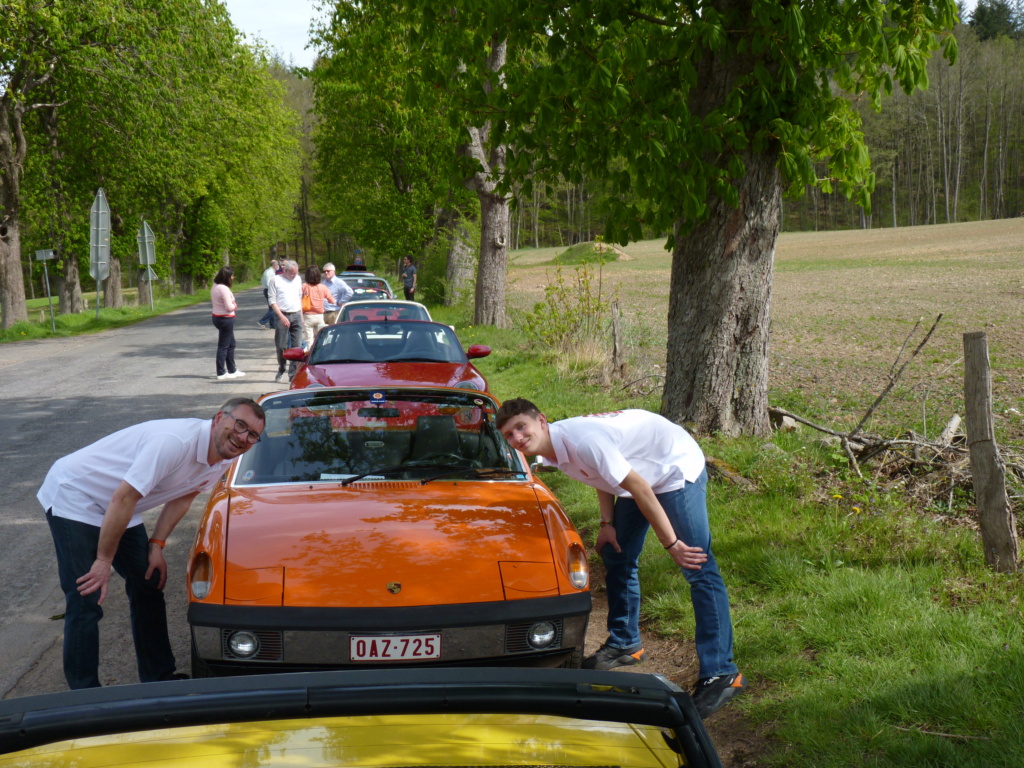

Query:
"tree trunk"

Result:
[[462, 35, 510, 328], [0, 97, 29, 329], [137, 269, 152, 306], [59, 255, 85, 314], [661, 151, 779, 437], [474, 190, 509, 326], [444, 215, 475, 307], [104, 256, 123, 308], [0, 214, 28, 329]]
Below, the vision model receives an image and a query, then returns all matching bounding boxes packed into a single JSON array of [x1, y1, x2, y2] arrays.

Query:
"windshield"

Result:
[[309, 321, 465, 364], [342, 276, 392, 297], [233, 390, 524, 486], [339, 303, 430, 322]]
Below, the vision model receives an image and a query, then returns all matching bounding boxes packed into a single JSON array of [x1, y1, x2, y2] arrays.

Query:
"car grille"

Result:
[[504, 620, 563, 654], [221, 629, 283, 661]]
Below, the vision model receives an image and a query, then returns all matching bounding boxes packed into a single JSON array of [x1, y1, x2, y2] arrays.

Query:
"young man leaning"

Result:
[[496, 399, 745, 719]]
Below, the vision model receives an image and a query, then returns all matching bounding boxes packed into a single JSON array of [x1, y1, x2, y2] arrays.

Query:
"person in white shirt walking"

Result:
[[268, 260, 303, 382], [497, 399, 745, 719], [39, 398, 265, 689]]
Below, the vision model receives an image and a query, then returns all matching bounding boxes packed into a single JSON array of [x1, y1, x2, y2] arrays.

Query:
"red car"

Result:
[[285, 320, 491, 391]]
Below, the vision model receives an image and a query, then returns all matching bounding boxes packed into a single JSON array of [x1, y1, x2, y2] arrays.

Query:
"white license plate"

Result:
[[349, 633, 441, 661]]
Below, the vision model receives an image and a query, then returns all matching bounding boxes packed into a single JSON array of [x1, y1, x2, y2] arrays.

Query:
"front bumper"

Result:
[[190, 592, 591, 674]]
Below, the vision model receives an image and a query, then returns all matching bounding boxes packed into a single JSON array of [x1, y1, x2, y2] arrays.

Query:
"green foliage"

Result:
[[521, 264, 609, 352], [9, 0, 301, 305], [310, 1, 475, 263], [403, 0, 958, 242]]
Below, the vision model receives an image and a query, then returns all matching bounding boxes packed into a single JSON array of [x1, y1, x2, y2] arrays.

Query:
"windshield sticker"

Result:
[[370, 391, 387, 405]]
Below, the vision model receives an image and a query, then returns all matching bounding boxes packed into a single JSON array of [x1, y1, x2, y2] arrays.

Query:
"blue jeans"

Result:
[[600, 469, 737, 679], [46, 511, 176, 689], [212, 315, 236, 375]]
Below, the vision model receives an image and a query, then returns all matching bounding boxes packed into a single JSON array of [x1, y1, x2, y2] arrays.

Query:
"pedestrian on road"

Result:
[[257, 259, 279, 330], [321, 262, 354, 325], [401, 255, 417, 301], [268, 259, 303, 382], [211, 266, 244, 381], [38, 397, 266, 689], [301, 264, 333, 348], [496, 399, 745, 719]]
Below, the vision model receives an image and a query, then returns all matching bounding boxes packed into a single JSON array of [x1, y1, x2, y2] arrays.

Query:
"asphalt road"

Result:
[[0, 287, 284, 698]]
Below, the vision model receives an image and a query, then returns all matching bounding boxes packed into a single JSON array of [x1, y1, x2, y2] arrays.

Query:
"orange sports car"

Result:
[[187, 387, 590, 676]]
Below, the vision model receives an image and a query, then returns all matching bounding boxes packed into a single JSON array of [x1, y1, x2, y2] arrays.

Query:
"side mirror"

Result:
[[282, 347, 307, 361], [466, 344, 492, 359]]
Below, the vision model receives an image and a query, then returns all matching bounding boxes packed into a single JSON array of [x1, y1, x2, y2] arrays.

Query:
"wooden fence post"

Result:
[[611, 300, 624, 380], [963, 331, 1019, 572]]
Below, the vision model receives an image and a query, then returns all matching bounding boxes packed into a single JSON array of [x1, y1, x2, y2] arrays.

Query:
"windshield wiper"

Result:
[[339, 463, 462, 486], [420, 467, 526, 485]]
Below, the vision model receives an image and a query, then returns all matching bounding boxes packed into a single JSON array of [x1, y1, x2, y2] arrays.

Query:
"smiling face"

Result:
[[499, 412, 553, 459], [210, 404, 265, 463]]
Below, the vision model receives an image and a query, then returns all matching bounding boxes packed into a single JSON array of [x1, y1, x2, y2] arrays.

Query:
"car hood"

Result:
[[293, 361, 486, 391], [223, 482, 552, 607]]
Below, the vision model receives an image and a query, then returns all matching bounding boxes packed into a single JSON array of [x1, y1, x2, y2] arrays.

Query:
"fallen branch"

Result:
[[892, 725, 989, 741], [850, 314, 943, 439]]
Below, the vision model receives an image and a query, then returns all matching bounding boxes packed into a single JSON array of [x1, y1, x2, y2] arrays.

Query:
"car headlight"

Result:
[[527, 621, 557, 649], [454, 381, 481, 390], [227, 630, 260, 658], [190, 552, 212, 599], [567, 543, 589, 589]]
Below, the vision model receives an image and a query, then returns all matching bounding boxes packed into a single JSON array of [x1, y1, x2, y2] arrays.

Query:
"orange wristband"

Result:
[[599, 520, 613, 527], [148, 538, 166, 549]]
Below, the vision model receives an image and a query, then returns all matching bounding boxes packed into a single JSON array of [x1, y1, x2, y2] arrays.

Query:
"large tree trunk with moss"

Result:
[[661, 152, 779, 438]]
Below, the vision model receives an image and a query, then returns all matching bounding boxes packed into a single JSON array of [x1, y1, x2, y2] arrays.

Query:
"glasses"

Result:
[[221, 413, 262, 444]]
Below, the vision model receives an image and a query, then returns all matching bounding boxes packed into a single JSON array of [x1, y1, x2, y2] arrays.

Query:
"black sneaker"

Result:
[[582, 643, 645, 670], [691, 672, 745, 718]]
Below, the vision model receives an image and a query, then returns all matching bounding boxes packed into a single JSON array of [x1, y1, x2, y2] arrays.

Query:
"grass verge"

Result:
[[1, 282, 259, 344], [433, 303, 1024, 768]]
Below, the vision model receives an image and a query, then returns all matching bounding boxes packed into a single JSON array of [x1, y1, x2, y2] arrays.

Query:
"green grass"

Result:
[[436, 305, 1024, 768], [1, 281, 259, 343]]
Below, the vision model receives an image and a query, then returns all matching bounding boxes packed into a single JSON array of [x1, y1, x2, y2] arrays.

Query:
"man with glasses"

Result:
[[38, 398, 265, 689], [321, 262, 354, 325]]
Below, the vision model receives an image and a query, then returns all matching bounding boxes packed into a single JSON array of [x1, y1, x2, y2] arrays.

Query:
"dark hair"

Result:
[[305, 264, 321, 285], [220, 397, 266, 424], [213, 266, 234, 286], [495, 398, 542, 429], [403, 254, 414, 264]]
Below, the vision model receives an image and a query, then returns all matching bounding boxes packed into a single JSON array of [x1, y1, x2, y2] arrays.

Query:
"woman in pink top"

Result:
[[301, 264, 333, 348], [211, 266, 244, 381]]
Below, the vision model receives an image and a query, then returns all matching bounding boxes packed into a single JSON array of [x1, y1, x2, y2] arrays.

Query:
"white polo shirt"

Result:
[[38, 419, 232, 528], [268, 273, 303, 314], [538, 410, 705, 497]]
